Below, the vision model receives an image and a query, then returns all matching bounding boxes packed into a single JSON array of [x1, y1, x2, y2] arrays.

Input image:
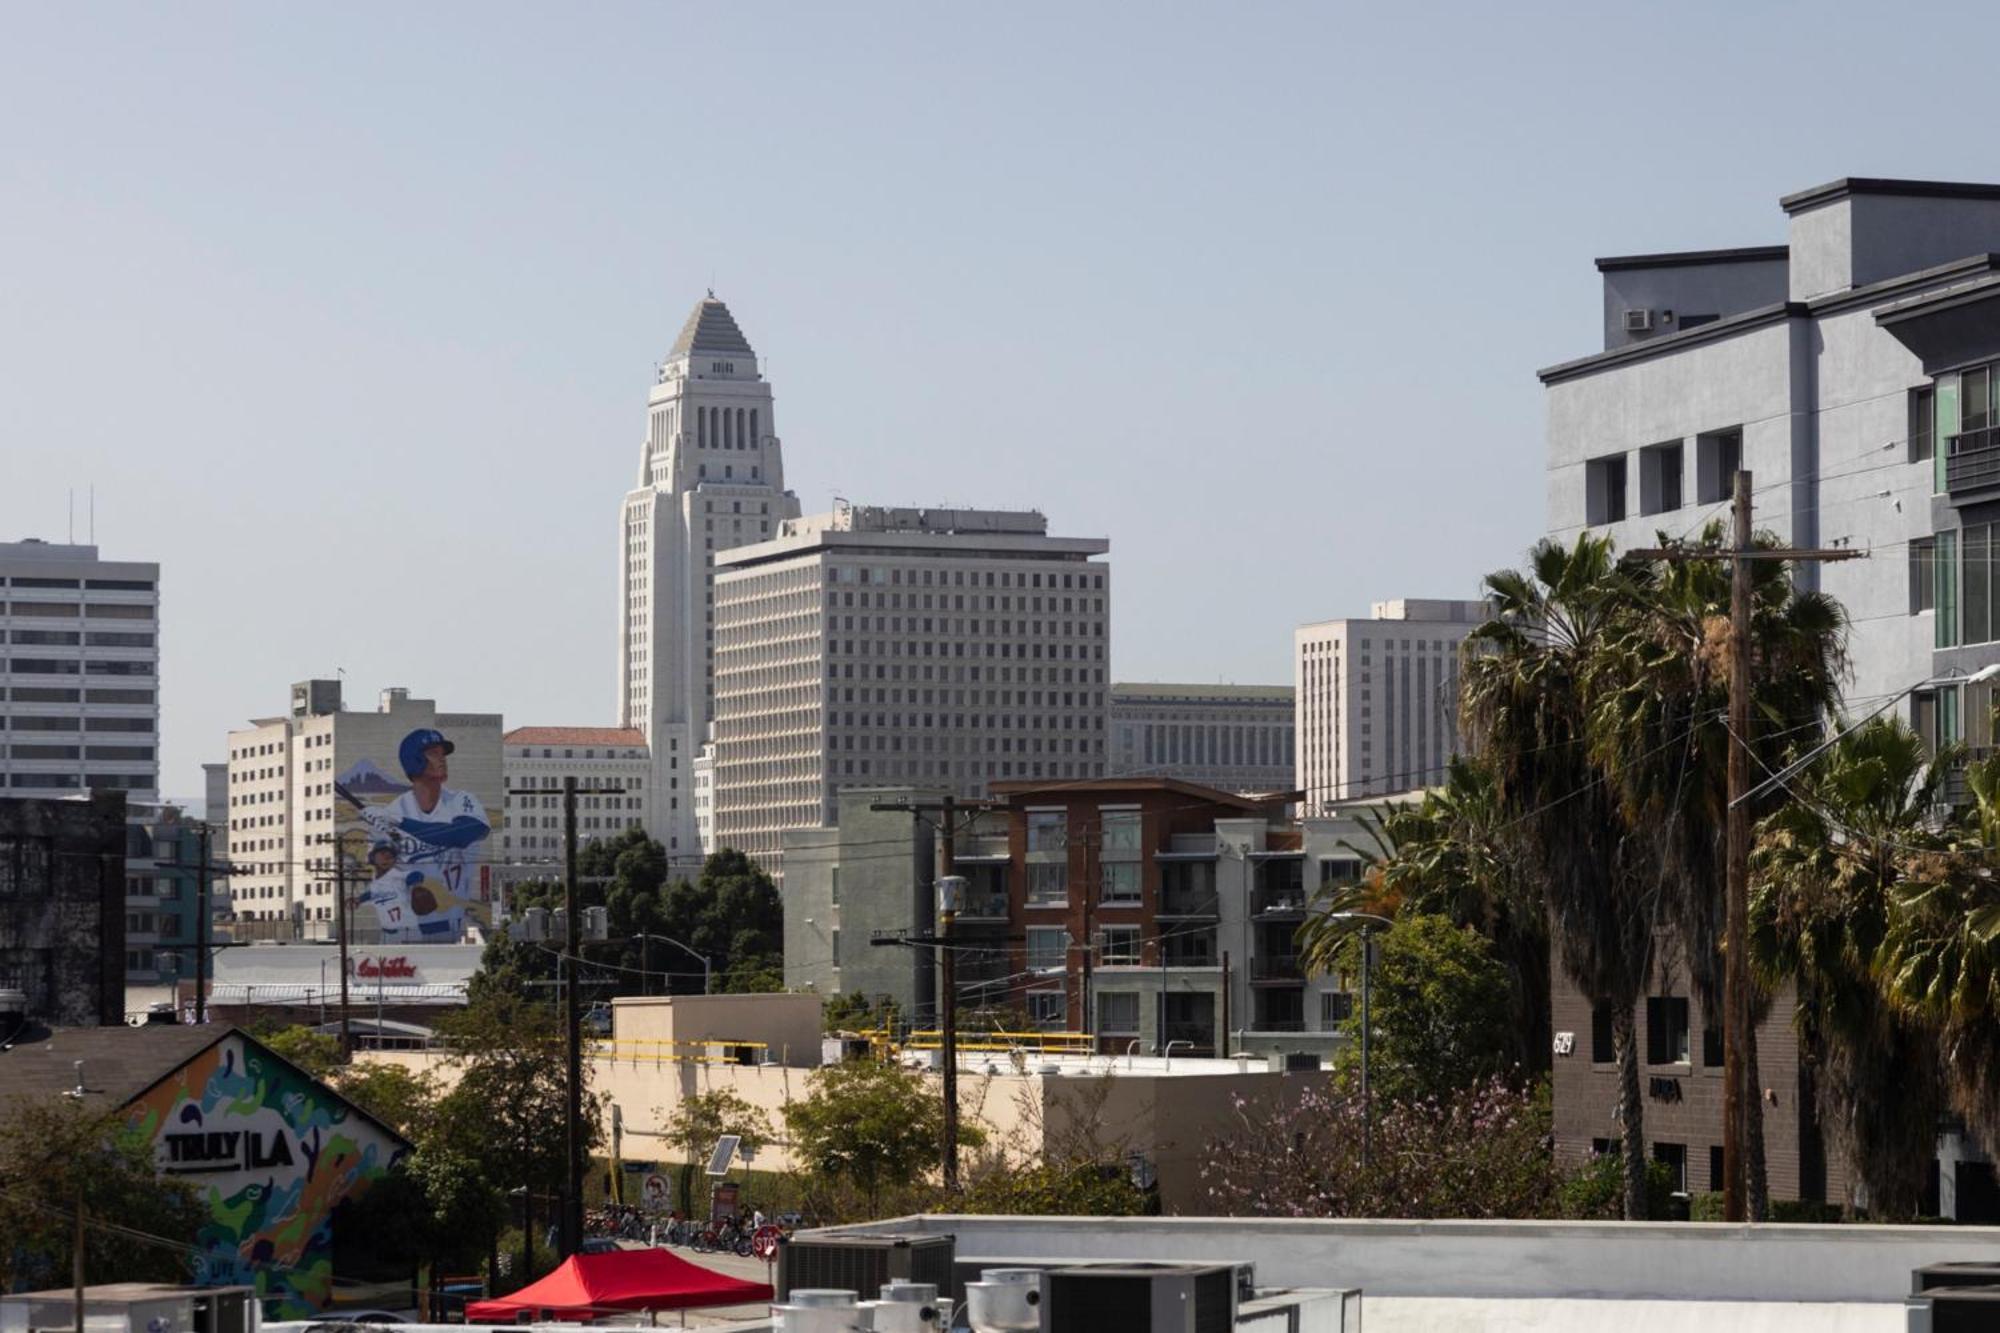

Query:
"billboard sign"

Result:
[[335, 725, 495, 943]]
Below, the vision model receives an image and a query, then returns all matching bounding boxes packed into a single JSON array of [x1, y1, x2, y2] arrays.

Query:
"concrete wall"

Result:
[[828, 1212, 2000, 1306], [0, 790, 125, 1025], [610, 991, 823, 1062], [781, 787, 938, 1014], [1601, 260, 1788, 350]]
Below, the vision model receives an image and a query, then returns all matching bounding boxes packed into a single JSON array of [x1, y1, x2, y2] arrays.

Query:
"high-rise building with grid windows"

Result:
[[617, 297, 800, 864], [711, 505, 1111, 875]]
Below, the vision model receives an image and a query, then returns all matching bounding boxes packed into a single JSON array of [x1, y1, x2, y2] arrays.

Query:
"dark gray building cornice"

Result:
[[1594, 245, 1788, 273], [1536, 302, 1805, 386], [1807, 254, 2000, 317], [1780, 177, 2000, 215]]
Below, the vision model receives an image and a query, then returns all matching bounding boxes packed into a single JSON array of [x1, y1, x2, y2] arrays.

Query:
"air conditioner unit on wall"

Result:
[[1624, 308, 1654, 333]]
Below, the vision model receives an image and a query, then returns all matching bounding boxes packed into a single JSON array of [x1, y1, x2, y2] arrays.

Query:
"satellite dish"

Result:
[[706, 1134, 741, 1177]]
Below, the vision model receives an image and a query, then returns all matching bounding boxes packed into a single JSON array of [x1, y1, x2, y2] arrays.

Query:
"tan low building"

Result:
[[362, 990, 1320, 1212]]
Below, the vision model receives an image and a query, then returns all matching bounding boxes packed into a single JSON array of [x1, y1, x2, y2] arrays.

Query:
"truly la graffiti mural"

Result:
[[124, 1032, 409, 1315]]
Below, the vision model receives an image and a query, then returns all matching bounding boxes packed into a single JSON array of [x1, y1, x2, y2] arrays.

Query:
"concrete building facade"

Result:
[[1108, 683, 1295, 793], [618, 297, 801, 866], [1293, 599, 1486, 808], [495, 725, 653, 904], [0, 790, 127, 1026], [224, 681, 502, 941], [710, 504, 1111, 874], [0, 539, 159, 801]]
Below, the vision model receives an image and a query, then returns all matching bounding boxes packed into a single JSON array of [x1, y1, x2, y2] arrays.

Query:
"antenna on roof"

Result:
[[89, 485, 95, 544], [67, 489, 73, 543]]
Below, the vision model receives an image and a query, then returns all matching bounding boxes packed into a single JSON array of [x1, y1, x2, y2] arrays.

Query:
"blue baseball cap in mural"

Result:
[[398, 728, 455, 778]]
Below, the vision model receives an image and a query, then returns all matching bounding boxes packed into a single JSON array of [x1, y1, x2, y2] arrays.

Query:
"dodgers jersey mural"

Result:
[[125, 1033, 409, 1316], [336, 726, 494, 942]]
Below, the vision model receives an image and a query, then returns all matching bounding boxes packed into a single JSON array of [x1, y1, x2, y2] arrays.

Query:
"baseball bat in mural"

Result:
[[334, 727, 494, 943]]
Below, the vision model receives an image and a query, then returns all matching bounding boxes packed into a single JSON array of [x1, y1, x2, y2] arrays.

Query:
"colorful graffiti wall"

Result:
[[124, 1033, 409, 1315]]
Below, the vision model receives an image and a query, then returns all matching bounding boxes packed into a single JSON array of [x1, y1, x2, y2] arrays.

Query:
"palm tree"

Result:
[[1297, 756, 1551, 1076], [1461, 533, 1659, 1219], [1588, 522, 1847, 1217], [1882, 750, 2000, 1164], [1749, 716, 1948, 1217]]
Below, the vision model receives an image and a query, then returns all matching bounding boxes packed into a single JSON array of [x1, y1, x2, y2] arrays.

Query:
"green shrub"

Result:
[[1557, 1152, 1679, 1220]]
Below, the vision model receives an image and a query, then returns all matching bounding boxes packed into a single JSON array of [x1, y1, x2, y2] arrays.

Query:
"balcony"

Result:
[[1251, 953, 1305, 983], [1158, 887, 1220, 919], [1252, 886, 1308, 918], [1948, 426, 2000, 499], [1161, 1022, 1216, 1054], [957, 890, 1010, 920], [1161, 934, 1219, 968]]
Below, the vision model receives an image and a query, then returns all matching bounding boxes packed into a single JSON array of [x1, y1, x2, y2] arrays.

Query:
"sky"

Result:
[[0, 2, 1991, 800]]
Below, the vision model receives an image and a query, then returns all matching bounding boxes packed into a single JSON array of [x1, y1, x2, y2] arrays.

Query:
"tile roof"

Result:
[[668, 297, 755, 359], [505, 726, 647, 747], [0, 1024, 229, 1112]]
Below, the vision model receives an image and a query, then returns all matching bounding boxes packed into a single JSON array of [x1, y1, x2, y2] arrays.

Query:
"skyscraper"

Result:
[[618, 297, 800, 860]]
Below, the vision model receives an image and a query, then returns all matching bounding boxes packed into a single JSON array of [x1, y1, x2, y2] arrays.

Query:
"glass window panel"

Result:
[[1966, 525, 1990, 646], [1938, 375, 1960, 495], [1967, 366, 1991, 433], [1939, 530, 1960, 648]]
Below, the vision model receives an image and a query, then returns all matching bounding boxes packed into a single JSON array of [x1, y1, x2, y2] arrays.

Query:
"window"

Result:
[[1027, 990, 1067, 1028], [1912, 538, 1937, 614], [1320, 991, 1354, 1024], [1591, 1001, 1615, 1063], [1696, 429, 1742, 504], [1101, 861, 1141, 903], [1639, 441, 1684, 515], [1967, 364, 1993, 434], [1585, 454, 1628, 524], [1702, 1018, 1724, 1068], [1709, 1145, 1724, 1192], [1318, 857, 1361, 887], [1027, 810, 1066, 852], [1097, 991, 1139, 1034], [1912, 386, 1936, 463], [1026, 862, 1068, 906], [1646, 995, 1690, 1065], [1099, 926, 1140, 964], [1939, 529, 1961, 648], [1653, 1142, 1687, 1193], [1101, 810, 1141, 858], [1027, 926, 1068, 972], [1970, 525, 1992, 646]]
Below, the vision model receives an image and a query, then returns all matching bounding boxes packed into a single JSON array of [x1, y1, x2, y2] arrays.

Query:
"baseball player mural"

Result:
[[335, 727, 494, 941]]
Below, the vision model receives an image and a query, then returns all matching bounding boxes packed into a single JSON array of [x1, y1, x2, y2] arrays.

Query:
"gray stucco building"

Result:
[[1544, 176, 2000, 744]]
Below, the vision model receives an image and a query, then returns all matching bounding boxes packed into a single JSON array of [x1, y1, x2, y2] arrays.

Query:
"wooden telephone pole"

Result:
[[1631, 469, 1862, 1222], [871, 794, 1000, 1194]]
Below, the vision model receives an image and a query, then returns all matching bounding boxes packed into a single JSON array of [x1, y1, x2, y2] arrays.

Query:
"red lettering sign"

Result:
[[351, 956, 418, 980]]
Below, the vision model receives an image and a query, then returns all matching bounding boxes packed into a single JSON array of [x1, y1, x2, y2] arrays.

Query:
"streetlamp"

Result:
[[633, 933, 711, 996], [1323, 911, 1394, 1169]]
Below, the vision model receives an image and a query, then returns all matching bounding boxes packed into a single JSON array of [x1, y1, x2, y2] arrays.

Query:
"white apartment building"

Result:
[[711, 504, 1112, 872], [691, 741, 715, 855], [495, 725, 652, 900], [225, 680, 502, 940], [0, 539, 159, 800], [1108, 683, 1295, 793], [1294, 598, 1486, 808], [617, 296, 801, 866]]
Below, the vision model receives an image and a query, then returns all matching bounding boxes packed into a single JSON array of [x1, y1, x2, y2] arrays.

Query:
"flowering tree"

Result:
[[1198, 1076, 1559, 1219]]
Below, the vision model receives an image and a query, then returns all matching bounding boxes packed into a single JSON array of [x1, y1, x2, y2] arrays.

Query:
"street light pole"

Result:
[[1323, 911, 1394, 1170], [633, 933, 710, 995]]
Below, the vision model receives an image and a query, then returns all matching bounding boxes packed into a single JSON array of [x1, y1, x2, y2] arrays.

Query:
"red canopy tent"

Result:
[[464, 1248, 773, 1322]]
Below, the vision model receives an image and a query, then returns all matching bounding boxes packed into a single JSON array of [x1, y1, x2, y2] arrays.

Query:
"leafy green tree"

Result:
[[1300, 757, 1551, 1075], [1461, 533, 1659, 1220], [1327, 915, 1517, 1103], [260, 1024, 343, 1078], [1750, 716, 1948, 1218], [785, 1059, 981, 1215], [958, 1160, 1150, 1216], [0, 1097, 204, 1291], [659, 1089, 774, 1215], [333, 1061, 436, 1139]]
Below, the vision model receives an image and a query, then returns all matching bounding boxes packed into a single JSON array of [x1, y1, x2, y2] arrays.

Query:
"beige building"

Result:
[[224, 680, 503, 941], [1108, 682, 1295, 793], [709, 504, 1111, 875], [495, 725, 654, 903], [1293, 598, 1486, 808]]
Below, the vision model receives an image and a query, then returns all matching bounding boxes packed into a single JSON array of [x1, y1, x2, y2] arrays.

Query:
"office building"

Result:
[[225, 680, 502, 941], [0, 539, 159, 801], [1108, 682, 1294, 792], [711, 504, 1111, 873], [495, 725, 652, 902], [1293, 599, 1485, 808], [0, 790, 126, 1026], [617, 296, 801, 865]]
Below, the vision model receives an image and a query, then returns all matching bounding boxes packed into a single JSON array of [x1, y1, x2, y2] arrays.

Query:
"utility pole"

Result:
[[562, 775, 583, 1259], [193, 823, 212, 1026], [1359, 925, 1372, 1171], [335, 853, 352, 1059], [871, 793, 999, 1195], [1220, 951, 1231, 1058], [1630, 469, 1862, 1222], [72, 1191, 84, 1333]]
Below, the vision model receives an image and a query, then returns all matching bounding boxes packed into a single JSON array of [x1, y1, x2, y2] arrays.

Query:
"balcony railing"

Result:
[[1158, 889, 1221, 918], [1253, 888, 1308, 917], [957, 891, 1010, 920], [1949, 425, 2000, 498], [1251, 953, 1304, 982], [1162, 943, 1219, 969], [1162, 1022, 1216, 1052], [1250, 1017, 1306, 1032]]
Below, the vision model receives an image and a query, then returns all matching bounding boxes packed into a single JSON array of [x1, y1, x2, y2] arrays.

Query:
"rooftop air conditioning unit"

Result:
[[1041, 1263, 1237, 1333], [1624, 308, 1654, 333], [777, 1232, 957, 1302]]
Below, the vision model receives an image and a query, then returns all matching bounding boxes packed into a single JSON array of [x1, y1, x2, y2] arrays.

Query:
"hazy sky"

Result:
[[2, 3, 1989, 799]]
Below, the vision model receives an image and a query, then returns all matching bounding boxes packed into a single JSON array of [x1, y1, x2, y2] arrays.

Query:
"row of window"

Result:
[[1583, 430, 1744, 525], [0, 577, 153, 591], [1587, 995, 1717, 1067], [0, 601, 154, 618], [0, 659, 154, 675], [0, 688, 150, 703]]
